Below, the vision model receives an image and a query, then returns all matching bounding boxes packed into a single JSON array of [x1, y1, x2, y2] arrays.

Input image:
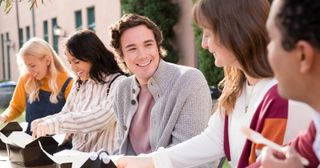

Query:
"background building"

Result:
[[0, 0, 196, 82]]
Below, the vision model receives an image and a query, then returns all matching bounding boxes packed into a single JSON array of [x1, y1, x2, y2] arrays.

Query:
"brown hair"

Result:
[[109, 13, 166, 71], [193, 0, 273, 113]]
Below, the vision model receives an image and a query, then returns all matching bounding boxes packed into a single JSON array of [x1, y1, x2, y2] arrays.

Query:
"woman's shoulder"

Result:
[[58, 70, 72, 79], [259, 83, 288, 109], [55, 71, 74, 88], [18, 73, 32, 83]]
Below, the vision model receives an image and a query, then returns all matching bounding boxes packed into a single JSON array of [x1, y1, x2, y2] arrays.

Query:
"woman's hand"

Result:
[[116, 156, 155, 168], [0, 114, 7, 124], [31, 120, 49, 139], [260, 146, 304, 168]]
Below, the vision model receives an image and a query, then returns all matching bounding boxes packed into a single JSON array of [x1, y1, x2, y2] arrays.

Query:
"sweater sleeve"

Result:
[[40, 76, 124, 135], [152, 112, 225, 168], [113, 81, 123, 155], [167, 70, 212, 147], [3, 76, 27, 121]]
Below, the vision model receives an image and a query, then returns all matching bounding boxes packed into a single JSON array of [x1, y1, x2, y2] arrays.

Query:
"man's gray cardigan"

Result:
[[113, 60, 212, 157]]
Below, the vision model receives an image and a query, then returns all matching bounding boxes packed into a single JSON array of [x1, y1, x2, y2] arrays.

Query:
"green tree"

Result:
[[121, 0, 180, 63], [0, 0, 39, 14]]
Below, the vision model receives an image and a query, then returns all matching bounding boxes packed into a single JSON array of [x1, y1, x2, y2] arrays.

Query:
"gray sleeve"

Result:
[[167, 70, 215, 168], [169, 70, 212, 147], [112, 82, 123, 155]]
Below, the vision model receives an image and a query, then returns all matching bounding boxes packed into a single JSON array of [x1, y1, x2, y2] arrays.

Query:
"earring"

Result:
[[213, 51, 217, 57]]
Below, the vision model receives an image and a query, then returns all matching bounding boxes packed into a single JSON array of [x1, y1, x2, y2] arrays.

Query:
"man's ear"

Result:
[[116, 49, 125, 63], [296, 41, 315, 74]]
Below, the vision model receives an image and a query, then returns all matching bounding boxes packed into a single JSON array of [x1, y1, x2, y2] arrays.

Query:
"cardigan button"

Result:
[[132, 89, 135, 94], [131, 100, 136, 105], [123, 125, 127, 131]]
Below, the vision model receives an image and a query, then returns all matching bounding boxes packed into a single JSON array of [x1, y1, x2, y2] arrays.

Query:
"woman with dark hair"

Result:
[[31, 30, 126, 153], [115, 0, 313, 167]]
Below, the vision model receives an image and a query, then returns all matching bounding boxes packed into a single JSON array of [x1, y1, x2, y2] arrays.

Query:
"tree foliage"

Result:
[[121, 0, 180, 63], [0, 0, 41, 14]]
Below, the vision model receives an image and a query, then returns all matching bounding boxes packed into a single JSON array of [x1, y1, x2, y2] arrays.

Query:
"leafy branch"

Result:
[[0, 0, 43, 14]]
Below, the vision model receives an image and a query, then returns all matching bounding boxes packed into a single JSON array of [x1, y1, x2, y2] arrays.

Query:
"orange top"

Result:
[[4, 71, 73, 121]]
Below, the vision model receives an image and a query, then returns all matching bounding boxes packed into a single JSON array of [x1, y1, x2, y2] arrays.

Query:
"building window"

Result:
[[26, 26, 31, 41], [87, 7, 95, 31], [43, 20, 48, 42], [5, 33, 11, 80], [1, 34, 5, 80], [18, 28, 23, 49], [52, 18, 58, 53], [75, 10, 82, 30]]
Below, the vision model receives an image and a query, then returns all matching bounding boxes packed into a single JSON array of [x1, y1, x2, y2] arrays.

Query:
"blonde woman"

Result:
[[0, 37, 73, 135]]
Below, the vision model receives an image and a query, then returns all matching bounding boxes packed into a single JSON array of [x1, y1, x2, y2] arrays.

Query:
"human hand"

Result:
[[116, 156, 155, 168], [31, 122, 49, 139], [260, 146, 304, 168], [31, 119, 40, 136], [0, 114, 7, 124], [64, 132, 73, 141]]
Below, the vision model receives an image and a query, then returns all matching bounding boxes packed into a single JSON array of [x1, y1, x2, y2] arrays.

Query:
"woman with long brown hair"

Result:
[[115, 0, 313, 167]]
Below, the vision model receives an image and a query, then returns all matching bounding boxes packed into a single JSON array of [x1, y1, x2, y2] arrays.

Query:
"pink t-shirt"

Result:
[[129, 84, 155, 154]]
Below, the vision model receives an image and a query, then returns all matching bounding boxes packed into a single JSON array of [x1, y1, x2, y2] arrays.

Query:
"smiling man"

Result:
[[256, 0, 320, 167], [109, 13, 213, 167]]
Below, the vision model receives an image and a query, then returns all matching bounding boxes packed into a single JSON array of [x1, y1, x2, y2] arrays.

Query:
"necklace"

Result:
[[244, 82, 256, 113]]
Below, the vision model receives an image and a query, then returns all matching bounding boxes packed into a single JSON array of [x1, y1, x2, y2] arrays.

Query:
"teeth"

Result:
[[137, 60, 151, 67]]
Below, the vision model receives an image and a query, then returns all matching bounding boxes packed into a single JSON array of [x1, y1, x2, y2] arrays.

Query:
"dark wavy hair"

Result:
[[65, 30, 123, 84], [276, 0, 320, 51], [109, 13, 166, 71]]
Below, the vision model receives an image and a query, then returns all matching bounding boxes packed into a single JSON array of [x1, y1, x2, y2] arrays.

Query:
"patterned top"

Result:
[[36, 73, 126, 153]]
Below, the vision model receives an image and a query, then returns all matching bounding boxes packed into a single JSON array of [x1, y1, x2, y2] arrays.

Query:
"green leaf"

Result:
[[5, 0, 12, 14], [0, 0, 4, 7]]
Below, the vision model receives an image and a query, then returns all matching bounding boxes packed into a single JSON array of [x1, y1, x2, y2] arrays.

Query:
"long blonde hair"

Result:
[[17, 37, 69, 104]]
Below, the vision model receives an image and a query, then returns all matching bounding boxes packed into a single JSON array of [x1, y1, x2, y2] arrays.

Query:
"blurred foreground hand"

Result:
[[116, 156, 154, 168], [260, 146, 304, 168]]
